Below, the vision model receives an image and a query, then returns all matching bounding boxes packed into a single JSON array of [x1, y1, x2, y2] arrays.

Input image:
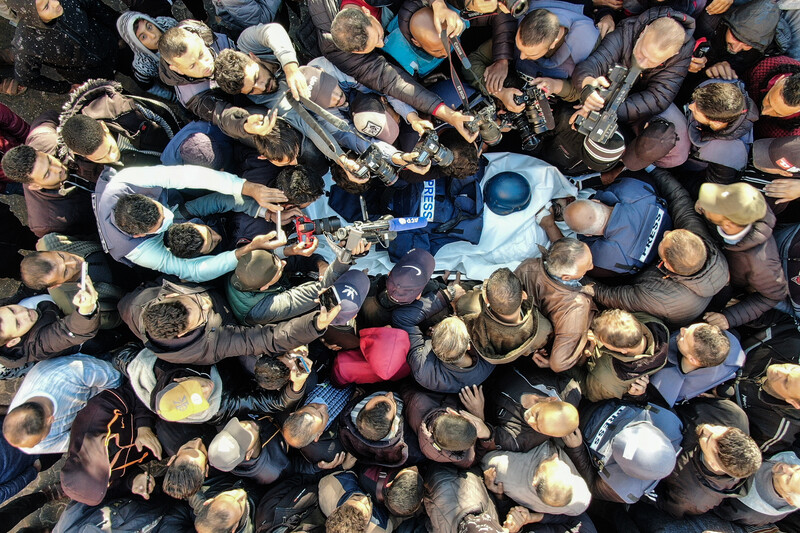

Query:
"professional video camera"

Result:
[[574, 64, 642, 144], [412, 130, 454, 167], [505, 82, 555, 151], [333, 216, 429, 249], [352, 145, 398, 186], [466, 102, 503, 146]]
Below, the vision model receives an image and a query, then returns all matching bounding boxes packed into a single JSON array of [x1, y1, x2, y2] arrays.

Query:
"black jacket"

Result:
[[572, 7, 695, 124]]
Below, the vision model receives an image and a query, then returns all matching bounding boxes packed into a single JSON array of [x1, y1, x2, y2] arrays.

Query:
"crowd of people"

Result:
[[1, 0, 800, 530]]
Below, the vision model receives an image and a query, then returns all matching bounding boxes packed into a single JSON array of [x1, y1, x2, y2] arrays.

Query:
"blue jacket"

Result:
[[0, 419, 38, 504], [516, 0, 599, 79], [582, 177, 672, 276]]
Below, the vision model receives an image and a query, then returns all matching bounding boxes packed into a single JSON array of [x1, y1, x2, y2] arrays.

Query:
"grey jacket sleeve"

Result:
[[237, 23, 299, 68]]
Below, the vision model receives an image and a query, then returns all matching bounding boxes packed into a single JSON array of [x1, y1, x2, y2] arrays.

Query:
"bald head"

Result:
[[564, 200, 612, 236], [3, 402, 51, 449], [525, 401, 579, 437], [409, 7, 448, 58]]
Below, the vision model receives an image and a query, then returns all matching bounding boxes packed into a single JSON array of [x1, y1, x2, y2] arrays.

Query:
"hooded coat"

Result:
[[655, 398, 754, 518], [9, 0, 119, 93], [594, 169, 730, 329], [482, 441, 592, 516], [116, 12, 178, 87], [424, 465, 502, 533], [710, 206, 789, 327], [338, 391, 411, 467], [572, 7, 695, 124]]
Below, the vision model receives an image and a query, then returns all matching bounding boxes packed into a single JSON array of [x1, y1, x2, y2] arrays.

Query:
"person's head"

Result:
[[431, 316, 471, 364], [20, 250, 83, 290], [484, 267, 524, 317], [282, 403, 329, 448], [545, 238, 593, 280], [230, 250, 285, 292], [253, 354, 292, 390], [208, 418, 262, 472], [156, 375, 215, 421], [676, 323, 731, 367], [689, 82, 746, 131], [114, 194, 166, 237], [697, 424, 761, 477], [438, 128, 479, 178], [61, 116, 120, 164], [331, 162, 372, 194], [764, 363, 800, 409], [409, 7, 448, 58], [356, 392, 397, 441], [611, 422, 677, 480], [725, 27, 753, 54], [657, 229, 706, 275], [299, 66, 345, 108], [214, 50, 278, 95], [142, 294, 211, 339], [632, 17, 686, 69], [773, 462, 800, 507], [35, 0, 63, 23], [523, 399, 579, 437], [135, 17, 163, 51], [516, 9, 562, 61], [762, 73, 800, 117], [3, 401, 52, 449], [254, 119, 301, 166], [195, 488, 248, 533], [274, 166, 324, 208], [532, 452, 575, 507], [695, 182, 767, 234], [1, 146, 68, 188], [159, 24, 215, 78], [163, 437, 208, 499], [386, 249, 436, 304], [330, 7, 384, 54], [431, 412, 477, 451], [164, 222, 222, 258], [383, 467, 424, 517], [0, 304, 39, 347], [326, 493, 372, 533], [563, 199, 612, 236], [592, 309, 645, 354]]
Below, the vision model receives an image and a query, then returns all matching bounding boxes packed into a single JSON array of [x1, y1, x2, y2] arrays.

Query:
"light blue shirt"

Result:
[[9, 355, 122, 455]]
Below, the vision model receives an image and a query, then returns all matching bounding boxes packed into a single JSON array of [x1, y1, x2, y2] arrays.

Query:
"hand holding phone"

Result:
[[80, 261, 88, 292], [319, 286, 341, 312]]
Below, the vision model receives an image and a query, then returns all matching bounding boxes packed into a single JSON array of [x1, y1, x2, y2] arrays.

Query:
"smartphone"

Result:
[[276, 210, 286, 242], [319, 286, 341, 311], [79, 262, 88, 291], [291, 353, 311, 374]]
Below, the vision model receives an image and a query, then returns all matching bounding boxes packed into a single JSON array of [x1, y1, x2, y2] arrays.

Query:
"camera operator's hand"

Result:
[[689, 55, 708, 73], [596, 14, 615, 39], [431, 0, 464, 37], [285, 236, 319, 257], [242, 180, 288, 212], [765, 178, 800, 201], [705, 61, 737, 80], [73, 276, 98, 316], [495, 87, 525, 113], [338, 155, 371, 184], [531, 77, 564, 97], [283, 61, 310, 101], [407, 112, 434, 136], [250, 231, 288, 251], [581, 76, 610, 111], [435, 105, 479, 143], [243, 108, 279, 136], [316, 303, 341, 330], [345, 238, 372, 256], [484, 59, 509, 94], [392, 151, 432, 175]]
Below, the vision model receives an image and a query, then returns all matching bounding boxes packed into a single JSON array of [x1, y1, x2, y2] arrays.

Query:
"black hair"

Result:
[[518, 9, 560, 47], [163, 461, 205, 499], [142, 300, 190, 340], [330, 7, 371, 53], [439, 128, 479, 179], [485, 267, 523, 316], [114, 194, 162, 236], [431, 413, 477, 451], [4, 402, 47, 442], [356, 399, 393, 441], [384, 469, 424, 517], [274, 166, 324, 206], [326, 503, 369, 533], [61, 115, 106, 156], [1, 145, 38, 183], [165, 223, 206, 258], [253, 355, 291, 390], [783, 73, 800, 107], [20, 252, 58, 291], [692, 82, 746, 124], [253, 118, 302, 163], [213, 49, 249, 95]]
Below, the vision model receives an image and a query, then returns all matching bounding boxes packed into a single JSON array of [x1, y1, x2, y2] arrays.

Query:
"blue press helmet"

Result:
[[483, 172, 532, 215]]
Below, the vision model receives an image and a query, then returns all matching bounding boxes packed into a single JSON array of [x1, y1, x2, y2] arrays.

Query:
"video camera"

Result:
[[574, 64, 642, 144], [466, 102, 503, 146], [506, 82, 555, 151], [412, 130, 454, 167], [295, 215, 342, 245], [501, 0, 528, 17], [295, 215, 428, 249], [352, 145, 399, 186]]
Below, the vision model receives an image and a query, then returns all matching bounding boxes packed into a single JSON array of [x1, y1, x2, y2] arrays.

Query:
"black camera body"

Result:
[[466, 102, 503, 146], [501, 0, 528, 17], [413, 130, 454, 167], [353, 145, 399, 186], [513, 83, 555, 135], [574, 64, 640, 144]]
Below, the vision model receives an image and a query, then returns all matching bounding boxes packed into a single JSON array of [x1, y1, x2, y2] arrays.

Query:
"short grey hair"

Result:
[[431, 316, 470, 363], [564, 200, 609, 235], [546, 238, 587, 278]]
